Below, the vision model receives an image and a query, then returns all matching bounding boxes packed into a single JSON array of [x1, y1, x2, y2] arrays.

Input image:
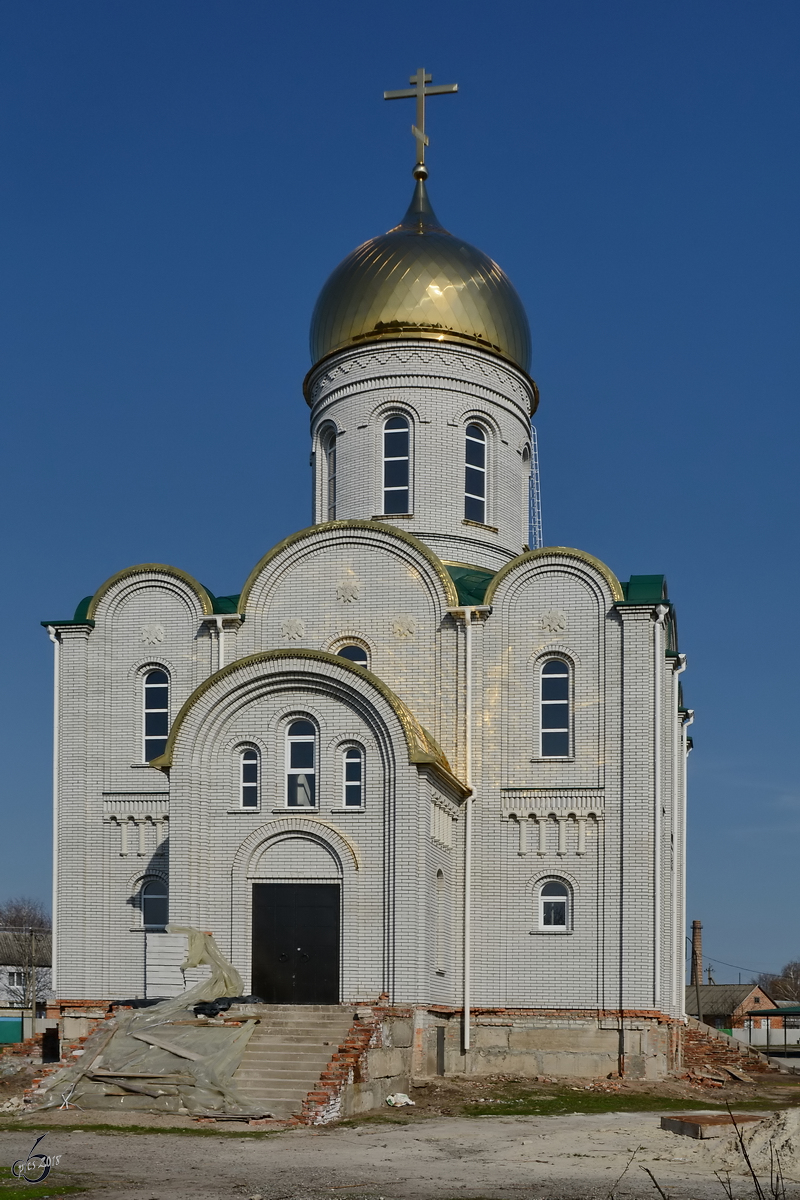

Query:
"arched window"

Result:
[[464, 424, 487, 523], [240, 748, 259, 809], [141, 878, 168, 928], [337, 644, 369, 669], [321, 427, 337, 520], [143, 669, 169, 762], [540, 659, 570, 758], [539, 879, 570, 930], [286, 720, 316, 807], [343, 746, 363, 807], [383, 416, 410, 514]]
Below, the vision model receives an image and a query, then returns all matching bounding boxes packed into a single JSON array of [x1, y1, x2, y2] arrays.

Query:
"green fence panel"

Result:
[[0, 1016, 23, 1043]]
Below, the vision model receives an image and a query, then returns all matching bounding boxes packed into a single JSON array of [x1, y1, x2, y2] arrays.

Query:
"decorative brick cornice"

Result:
[[304, 341, 537, 414]]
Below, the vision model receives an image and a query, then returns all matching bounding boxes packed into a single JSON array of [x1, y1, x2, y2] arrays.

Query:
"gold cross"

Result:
[[384, 68, 458, 176]]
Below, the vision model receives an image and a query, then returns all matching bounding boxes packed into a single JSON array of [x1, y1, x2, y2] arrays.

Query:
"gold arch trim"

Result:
[[238, 520, 459, 613], [150, 648, 469, 797], [483, 547, 624, 605], [87, 564, 214, 620]]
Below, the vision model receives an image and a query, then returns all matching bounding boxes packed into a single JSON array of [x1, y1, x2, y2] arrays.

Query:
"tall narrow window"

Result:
[[343, 746, 363, 807], [540, 659, 570, 757], [143, 669, 169, 762], [383, 416, 410, 514], [324, 430, 337, 520], [464, 424, 486, 523], [539, 880, 570, 929], [337, 644, 369, 669], [141, 878, 168, 928], [241, 748, 259, 809], [286, 720, 316, 807]]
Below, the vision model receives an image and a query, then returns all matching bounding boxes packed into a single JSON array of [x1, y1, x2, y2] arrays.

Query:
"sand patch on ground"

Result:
[[712, 1107, 800, 1182]]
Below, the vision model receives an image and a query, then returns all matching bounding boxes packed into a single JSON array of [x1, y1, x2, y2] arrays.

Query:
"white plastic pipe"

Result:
[[47, 627, 60, 993], [215, 616, 225, 670], [447, 604, 490, 1053], [463, 607, 473, 1052], [652, 604, 669, 1011], [671, 654, 687, 1011], [680, 708, 694, 1017]]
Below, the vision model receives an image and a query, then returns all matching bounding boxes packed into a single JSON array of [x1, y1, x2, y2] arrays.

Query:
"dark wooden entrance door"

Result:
[[251, 883, 340, 1004]]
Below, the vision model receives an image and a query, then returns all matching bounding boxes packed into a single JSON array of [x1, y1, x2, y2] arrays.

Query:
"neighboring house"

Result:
[[0, 953, 54, 1045], [0, 930, 53, 1009], [41, 108, 693, 1080], [0, 966, 54, 1008], [0, 967, 29, 1006], [685, 984, 778, 1036]]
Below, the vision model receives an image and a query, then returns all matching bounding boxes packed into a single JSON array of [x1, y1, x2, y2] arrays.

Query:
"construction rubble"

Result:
[[34, 927, 265, 1117]]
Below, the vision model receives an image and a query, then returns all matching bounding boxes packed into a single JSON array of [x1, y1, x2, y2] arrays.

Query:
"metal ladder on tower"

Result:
[[528, 423, 543, 550]]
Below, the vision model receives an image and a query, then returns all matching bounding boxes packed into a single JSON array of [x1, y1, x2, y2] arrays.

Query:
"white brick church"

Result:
[[43, 116, 692, 1076]]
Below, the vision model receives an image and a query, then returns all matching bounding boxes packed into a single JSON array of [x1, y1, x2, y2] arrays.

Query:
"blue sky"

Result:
[[1, 1, 798, 983]]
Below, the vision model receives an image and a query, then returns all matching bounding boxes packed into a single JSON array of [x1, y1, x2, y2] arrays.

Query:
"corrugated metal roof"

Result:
[[685, 984, 769, 1017]]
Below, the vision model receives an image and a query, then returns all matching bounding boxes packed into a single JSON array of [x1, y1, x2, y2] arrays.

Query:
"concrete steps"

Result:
[[232, 1004, 354, 1119]]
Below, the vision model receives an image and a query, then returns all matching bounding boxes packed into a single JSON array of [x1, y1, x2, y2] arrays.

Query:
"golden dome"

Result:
[[309, 182, 532, 374]]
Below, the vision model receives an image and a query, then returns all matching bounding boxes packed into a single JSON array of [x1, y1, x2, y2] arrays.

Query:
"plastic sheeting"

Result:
[[37, 928, 264, 1116]]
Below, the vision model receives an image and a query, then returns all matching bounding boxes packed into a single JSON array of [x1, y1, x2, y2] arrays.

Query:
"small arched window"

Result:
[[141, 878, 168, 928], [337, 644, 369, 669], [343, 746, 364, 807], [286, 720, 316, 808], [143, 669, 169, 762], [383, 416, 410, 514], [241, 748, 259, 809], [321, 427, 337, 521], [540, 659, 570, 758], [539, 879, 570, 930], [464, 424, 487, 523]]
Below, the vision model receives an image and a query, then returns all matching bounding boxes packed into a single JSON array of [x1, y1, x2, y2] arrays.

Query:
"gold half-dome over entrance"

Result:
[[309, 181, 532, 375]]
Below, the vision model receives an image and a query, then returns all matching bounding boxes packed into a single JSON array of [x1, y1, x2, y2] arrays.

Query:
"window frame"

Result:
[[464, 423, 488, 524], [239, 746, 260, 810], [140, 877, 169, 929], [342, 743, 365, 809], [537, 878, 572, 933], [336, 643, 370, 670], [142, 668, 170, 763], [320, 425, 337, 521], [539, 658, 571, 759], [285, 718, 318, 809], [382, 414, 412, 515]]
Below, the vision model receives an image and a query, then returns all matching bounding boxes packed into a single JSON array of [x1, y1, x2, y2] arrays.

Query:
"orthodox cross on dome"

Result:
[[384, 68, 458, 179]]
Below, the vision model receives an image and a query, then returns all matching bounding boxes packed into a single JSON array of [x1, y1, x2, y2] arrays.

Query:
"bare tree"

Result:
[[0, 897, 52, 1010], [758, 960, 800, 1003], [0, 898, 50, 930]]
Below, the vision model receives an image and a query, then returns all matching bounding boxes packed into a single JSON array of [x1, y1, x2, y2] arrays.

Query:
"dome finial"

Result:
[[384, 67, 458, 177]]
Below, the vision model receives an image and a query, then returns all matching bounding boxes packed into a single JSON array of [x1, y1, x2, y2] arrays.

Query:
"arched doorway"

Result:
[[250, 835, 341, 1004]]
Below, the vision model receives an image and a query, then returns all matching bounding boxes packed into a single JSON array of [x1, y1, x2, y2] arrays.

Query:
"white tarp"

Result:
[[37, 928, 262, 1116]]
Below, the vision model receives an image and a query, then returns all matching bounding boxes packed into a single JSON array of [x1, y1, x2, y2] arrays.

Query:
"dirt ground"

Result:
[[0, 1108, 793, 1200], [1, 1066, 799, 1199]]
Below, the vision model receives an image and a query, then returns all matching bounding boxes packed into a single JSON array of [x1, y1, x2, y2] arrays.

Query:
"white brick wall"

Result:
[[48, 340, 687, 1023]]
